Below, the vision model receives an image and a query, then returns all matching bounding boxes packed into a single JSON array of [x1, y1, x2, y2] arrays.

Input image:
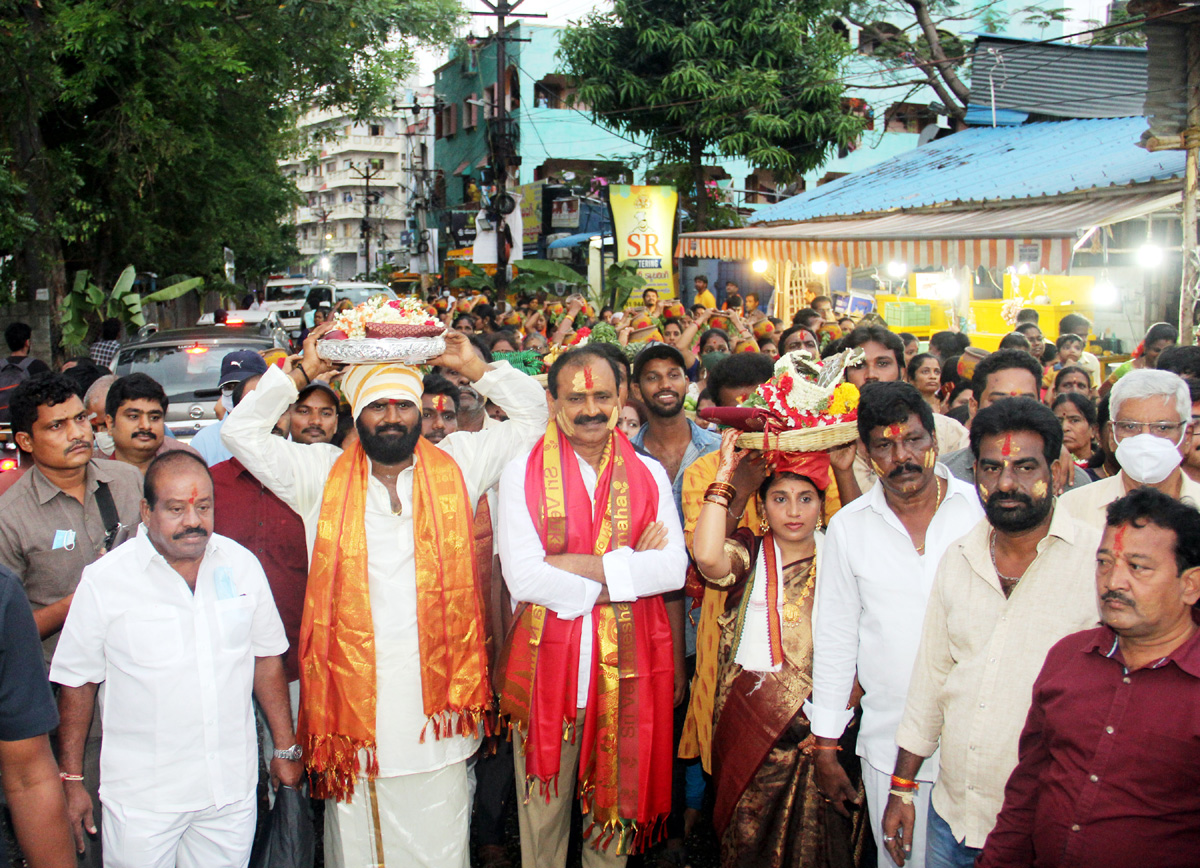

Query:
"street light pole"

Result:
[[473, 0, 545, 292]]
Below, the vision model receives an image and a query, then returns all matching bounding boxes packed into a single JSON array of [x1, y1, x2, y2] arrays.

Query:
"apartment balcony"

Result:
[[319, 135, 406, 155]]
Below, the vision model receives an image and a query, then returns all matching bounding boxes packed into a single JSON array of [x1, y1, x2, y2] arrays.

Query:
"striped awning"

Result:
[[676, 192, 1179, 273]]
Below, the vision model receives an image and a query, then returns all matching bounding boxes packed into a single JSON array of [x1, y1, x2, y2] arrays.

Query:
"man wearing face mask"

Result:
[[189, 351, 269, 467], [880, 399, 1100, 868], [84, 375, 118, 455], [1059, 369, 1200, 532]]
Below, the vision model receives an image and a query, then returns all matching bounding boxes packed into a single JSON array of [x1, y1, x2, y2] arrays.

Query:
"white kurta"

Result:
[[220, 362, 548, 774]]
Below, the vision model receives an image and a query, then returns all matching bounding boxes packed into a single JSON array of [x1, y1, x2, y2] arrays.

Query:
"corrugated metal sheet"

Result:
[[1141, 21, 1189, 138], [751, 117, 1185, 224], [676, 192, 1178, 271], [967, 35, 1147, 120]]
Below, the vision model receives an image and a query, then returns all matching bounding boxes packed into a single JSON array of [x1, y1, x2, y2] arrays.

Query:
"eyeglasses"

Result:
[[1113, 420, 1186, 440]]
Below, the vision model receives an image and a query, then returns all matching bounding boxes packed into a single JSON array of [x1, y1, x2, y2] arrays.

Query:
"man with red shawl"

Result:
[[496, 344, 687, 866]]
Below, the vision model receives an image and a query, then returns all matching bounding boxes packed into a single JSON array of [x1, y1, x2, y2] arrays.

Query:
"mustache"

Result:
[[987, 490, 1034, 509], [888, 462, 924, 477], [573, 413, 611, 427], [133, 430, 156, 438], [374, 423, 411, 436], [172, 527, 208, 540], [1102, 589, 1136, 608]]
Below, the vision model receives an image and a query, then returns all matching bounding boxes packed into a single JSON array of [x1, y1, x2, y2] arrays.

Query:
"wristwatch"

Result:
[[273, 744, 302, 761]]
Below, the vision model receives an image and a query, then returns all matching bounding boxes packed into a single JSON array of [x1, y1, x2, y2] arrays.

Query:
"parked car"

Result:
[[195, 309, 294, 350], [0, 425, 23, 497], [300, 281, 397, 329], [112, 326, 289, 441], [263, 277, 312, 338]]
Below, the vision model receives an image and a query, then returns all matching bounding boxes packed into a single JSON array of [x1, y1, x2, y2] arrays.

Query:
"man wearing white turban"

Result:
[[221, 326, 548, 868]]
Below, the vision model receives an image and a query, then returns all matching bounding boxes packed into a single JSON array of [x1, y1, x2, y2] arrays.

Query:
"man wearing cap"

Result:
[[220, 326, 547, 868], [289, 380, 340, 445], [190, 350, 269, 466]]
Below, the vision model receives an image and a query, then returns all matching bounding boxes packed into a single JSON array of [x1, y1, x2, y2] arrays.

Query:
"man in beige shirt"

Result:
[[0, 371, 142, 868], [881, 398, 1101, 867], [1060, 369, 1200, 531]]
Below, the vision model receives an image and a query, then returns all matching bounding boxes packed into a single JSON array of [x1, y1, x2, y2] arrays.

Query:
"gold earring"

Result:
[[759, 508, 770, 535]]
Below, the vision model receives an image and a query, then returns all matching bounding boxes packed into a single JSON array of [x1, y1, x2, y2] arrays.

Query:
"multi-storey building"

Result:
[[280, 86, 434, 281]]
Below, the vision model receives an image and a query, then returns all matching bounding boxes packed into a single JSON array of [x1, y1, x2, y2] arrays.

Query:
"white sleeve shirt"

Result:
[[217, 362, 549, 776], [49, 527, 287, 813], [497, 446, 688, 707], [810, 465, 985, 778]]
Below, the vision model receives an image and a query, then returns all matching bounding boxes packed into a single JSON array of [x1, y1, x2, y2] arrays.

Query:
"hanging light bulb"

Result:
[[811, 260, 829, 275], [752, 259, 769, 274], [887, 261, 907, 279], [1137, 243, 1163, 268]]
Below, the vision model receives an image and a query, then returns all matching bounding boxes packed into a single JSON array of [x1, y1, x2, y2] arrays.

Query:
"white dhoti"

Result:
[[323, 761, 471, 868]]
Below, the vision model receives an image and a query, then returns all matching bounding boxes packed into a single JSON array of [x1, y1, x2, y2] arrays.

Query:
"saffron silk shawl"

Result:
[[499, 422, 675, 854], [298, 437, 491, 800]]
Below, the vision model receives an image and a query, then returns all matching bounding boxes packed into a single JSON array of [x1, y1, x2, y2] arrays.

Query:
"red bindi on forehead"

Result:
[[887, 423, 903, 439], [434, 395, 446, 413], [1113, 524, 1127, 557], [188, 484, 198, 506], [1001, 433, 1013, 457]]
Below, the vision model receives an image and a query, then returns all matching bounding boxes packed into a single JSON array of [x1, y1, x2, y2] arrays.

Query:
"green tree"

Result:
[[557, 0, 863, 231], [0, 0, 461, 312], [845, 0, 1070, 123]]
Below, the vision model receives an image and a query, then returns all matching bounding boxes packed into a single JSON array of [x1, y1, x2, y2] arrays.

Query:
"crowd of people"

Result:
[[0, 283, 1198, 868]]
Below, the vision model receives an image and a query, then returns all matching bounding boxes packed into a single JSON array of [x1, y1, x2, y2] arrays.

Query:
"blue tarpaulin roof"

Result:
[[750, 117, 1185, 225], [547, 232, 608, 249]]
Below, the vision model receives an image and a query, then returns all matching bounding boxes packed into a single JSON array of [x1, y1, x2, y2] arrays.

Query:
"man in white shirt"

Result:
[[220, 326, 547, 868], [811, 381, 985, 868], [495, 345, 687, 867], [50, 450, 298, 868], [1060, 369, 1200, 531], [881, 398, 1101, 867]]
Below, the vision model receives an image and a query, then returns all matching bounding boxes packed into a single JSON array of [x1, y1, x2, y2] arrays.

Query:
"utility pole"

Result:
[[472, 0, 545, 292], [351, 161, 385, 279], [1181, 22, 1200, 343]]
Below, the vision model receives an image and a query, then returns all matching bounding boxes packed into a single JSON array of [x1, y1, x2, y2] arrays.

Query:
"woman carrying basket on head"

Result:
[[692, 428, 870, 868]]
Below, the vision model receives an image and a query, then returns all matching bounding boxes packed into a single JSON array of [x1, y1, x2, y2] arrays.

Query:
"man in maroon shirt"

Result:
[[979, 486, 1200, 868], [210, 378, 306, 689]]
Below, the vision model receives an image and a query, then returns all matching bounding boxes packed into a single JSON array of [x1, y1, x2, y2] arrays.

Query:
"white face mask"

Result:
[[94, 430, 114, 455], [221, 394, 234, 414], [1115, 431, 1184, 484]]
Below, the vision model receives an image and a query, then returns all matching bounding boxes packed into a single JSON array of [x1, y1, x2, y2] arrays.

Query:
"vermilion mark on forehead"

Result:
[[189, 484, 198, 505], [584, 365, 594, 390], [1001, 433, 1013, 457], [887, 423, 902, 439], [1113, 524, 1126, 557], [434, 395, 446, 413]]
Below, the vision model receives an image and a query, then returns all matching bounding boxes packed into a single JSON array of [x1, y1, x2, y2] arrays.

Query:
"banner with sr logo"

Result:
[[608, 185, 679, 301]]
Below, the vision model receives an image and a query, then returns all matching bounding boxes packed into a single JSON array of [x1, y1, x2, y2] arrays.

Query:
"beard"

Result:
[[984, 487, 1054, 534], [646, 390, 684, 418], [357, 417, 421, 464]]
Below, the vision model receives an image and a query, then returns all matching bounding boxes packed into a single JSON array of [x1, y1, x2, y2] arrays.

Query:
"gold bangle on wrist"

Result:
[[706, 481, 737, 501]]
